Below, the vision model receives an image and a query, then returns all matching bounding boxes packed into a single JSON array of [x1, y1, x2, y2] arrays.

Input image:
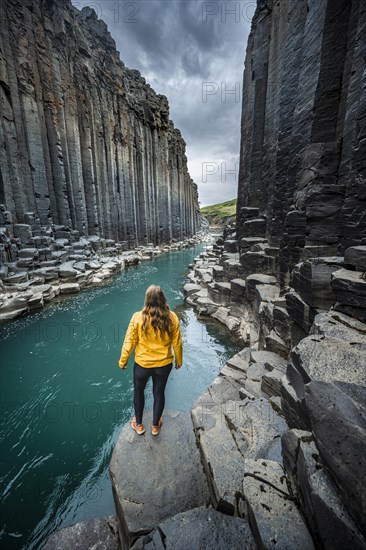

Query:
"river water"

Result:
[[0, 244, 242, 549]]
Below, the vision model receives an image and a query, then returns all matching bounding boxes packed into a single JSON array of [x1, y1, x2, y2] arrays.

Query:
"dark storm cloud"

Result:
[[177, 1, 220, 52], [72, 0, 253, 206]]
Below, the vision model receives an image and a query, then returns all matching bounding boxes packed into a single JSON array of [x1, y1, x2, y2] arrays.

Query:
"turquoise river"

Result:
[[0, 243, 243, 549]]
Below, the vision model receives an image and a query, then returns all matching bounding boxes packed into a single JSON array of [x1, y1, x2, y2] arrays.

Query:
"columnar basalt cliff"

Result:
[[236, 0, 366, 287], [0, 0, 201, 246], [0, 0, 208, 322]]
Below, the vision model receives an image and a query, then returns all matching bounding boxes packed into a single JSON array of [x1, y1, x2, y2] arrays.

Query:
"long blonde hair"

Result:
[[141, 285, 173, 338]]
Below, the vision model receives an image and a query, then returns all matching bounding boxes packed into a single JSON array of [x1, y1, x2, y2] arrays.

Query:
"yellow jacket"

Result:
[[118, 310, 183, 368]]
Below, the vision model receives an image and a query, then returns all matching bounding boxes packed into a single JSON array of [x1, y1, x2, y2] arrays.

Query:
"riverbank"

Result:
[[183, 230, 366, 548], [0, 224, 212, 322]]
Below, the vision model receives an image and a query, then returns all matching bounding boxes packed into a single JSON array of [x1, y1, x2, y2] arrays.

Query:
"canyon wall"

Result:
[[0, 0, 201, 247], [237, 0, 366, 286]]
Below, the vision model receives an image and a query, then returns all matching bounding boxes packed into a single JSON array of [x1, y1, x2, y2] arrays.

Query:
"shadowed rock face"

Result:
[[0, 0, 201, 246], [236, 0, 366, 285]]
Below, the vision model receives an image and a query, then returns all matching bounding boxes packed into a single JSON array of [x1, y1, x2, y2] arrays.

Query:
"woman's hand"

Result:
[[119, 362, 127, 369], [175, 364, 182, 369]]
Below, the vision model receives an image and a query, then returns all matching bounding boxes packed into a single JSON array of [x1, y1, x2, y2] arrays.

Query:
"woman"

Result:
[[118, 285, 183, 436]]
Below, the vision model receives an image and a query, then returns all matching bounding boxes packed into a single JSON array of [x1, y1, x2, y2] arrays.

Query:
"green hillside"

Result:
[[200, 199, 237, 225]]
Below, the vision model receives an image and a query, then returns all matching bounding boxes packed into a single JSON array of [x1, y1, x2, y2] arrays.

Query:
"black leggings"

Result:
[[133, 361, 173, 426]]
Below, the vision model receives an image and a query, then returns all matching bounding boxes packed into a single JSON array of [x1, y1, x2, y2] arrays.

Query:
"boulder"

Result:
[[261, 369, 286, 397], [280, 376, 311, 431], [243, 218, 266, 237], [224, 315, 240, 332], [4, 271, 28, 284], [332, 268, 366, 322], [42, 515, 120, 550], [196, 296, 219, 315], [51, 250, 69, 262], [223, 259, 241, 280], [254, 283, 280, 309], [344, 246, 366, 271], [230, 278, 246, 300], [16, 257, 36, 268], [224, 239, 238, 253], [27, 292, 44, 310], [87, 260, 102, 270], [191, 388, 289, 516], [18, 247, 39, 258], [0, 307, 28, 321], [288, 319, 366, 400], [273, 305, 291, 346], [249, 350, 287, 372], [109, 410, 209, 548], [0, 294, 30, 312], [286, 290, 319, 334], [31, 267, 58, 281], [210, 371, 244, 403], [291, 257, 343, 309], [240, 237, 267, 252], [13, 224, 33, 243], [208, 282, 231, 306], [59, 283, 80, 294], [211, 306, 230, 324], [246, 273, 277, 297], [31, 284, 56, 302], [212, 265, 225, 281], [58, 262, 79, 278], [130, 506, 255, 550], [243, 459, 315, 549], [191, 390, 248, 515], [265, 330, 289, 359], [183, 283, 202, 297], [226, 349, 252, 374], [239, 252, 277, 278], [282, 429, 366, 548], [305, 381, 366, 536]]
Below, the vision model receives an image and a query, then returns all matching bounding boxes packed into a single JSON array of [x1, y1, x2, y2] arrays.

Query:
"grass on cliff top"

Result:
[[200, 199, 237, 225]]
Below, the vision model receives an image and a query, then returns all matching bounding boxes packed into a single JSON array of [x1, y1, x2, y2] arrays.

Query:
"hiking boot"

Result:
[[131, 416, 145, 435], [152, 416, 163, 436]]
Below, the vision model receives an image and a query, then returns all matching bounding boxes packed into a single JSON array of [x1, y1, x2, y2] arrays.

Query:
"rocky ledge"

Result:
[[182, 227, 366, 548], [0, 213, 211, 323]]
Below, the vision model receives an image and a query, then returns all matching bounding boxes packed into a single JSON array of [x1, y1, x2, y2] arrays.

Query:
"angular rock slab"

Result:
[[42, 515, 120, 550], [243, 459, 315, 550], [305, 382, 366, 537], [344, 246, 366, 271], [191, 384, 289, 515], [130, 505, 255, 549], [281, 429, 366, 549], [191, 387, 247, 515], [332, 268, 366, 322], [280, 376, 311, 431], [291, 257, 343, 310], [289, 331, 366, 400], [109, 409, 209, 548]]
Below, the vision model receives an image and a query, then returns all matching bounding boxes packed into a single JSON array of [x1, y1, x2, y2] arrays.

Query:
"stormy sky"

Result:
[[72, 0, 254, 206]]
